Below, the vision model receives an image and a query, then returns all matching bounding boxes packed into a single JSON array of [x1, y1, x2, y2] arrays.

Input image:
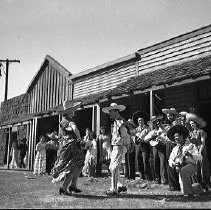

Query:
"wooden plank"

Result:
[[59, 74, 63, 104], [47, 66, 51, 110], [40, 71, 45, 111], [138, 46, 211, 73], [53, 67, 57, 107], [139, 41, 211, 67], [65, 78, 69, 100], [37, 75, 41, 113], [56, 71, 60, 106], [50, 66, 54, 108], [141, 32, 211, 59]]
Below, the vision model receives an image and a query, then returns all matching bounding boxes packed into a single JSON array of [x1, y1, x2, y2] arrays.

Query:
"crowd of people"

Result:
[[25, 101, 211, 198]]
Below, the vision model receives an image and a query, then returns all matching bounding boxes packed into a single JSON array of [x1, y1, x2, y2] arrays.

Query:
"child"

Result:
[[33, 136, 47, 175]]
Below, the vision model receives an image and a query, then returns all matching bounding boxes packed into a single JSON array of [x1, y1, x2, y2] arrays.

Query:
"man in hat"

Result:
[[168, 124, 202, 197], [133, 111, 152, 181], [162, 108, 180, 191], [102, 103, 131, 195], [145, 115, 168, 184], [19, 138, 28, 168]]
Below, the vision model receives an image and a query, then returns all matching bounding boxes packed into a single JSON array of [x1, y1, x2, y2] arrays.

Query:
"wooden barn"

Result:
[[1, 24, 211, 170]]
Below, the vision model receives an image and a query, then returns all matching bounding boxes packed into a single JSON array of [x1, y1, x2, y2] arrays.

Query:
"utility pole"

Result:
[[0, 59, 20, 101]]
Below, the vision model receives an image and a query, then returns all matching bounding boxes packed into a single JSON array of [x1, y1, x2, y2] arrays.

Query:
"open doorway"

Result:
[[74, 107, 93, 138]]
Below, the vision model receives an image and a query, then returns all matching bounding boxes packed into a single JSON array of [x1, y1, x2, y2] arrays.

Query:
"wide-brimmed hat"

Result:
[[132, 111, 149, 126], [147, 115, 163, 125], [167, 124, 189, 141], [102, 103, 126, 114], [47, 131, 59, 140], [56, 100, 82, 115], [179, 111, 188, 116], [162, 108, 178, 116], [186, 113, 206, 128]]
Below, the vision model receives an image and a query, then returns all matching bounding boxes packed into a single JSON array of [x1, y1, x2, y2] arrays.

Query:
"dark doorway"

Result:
[[199, 102, 211, 168], [75, 107, 92, 138], [37, 115, 59, 143]]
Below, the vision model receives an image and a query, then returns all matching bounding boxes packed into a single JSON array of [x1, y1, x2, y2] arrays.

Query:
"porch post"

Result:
[[150, 90, 154, 120], [6, 127, 11, 169]]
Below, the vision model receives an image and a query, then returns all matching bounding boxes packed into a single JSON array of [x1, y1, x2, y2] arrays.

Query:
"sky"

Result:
[[0, 0, 211, 103]]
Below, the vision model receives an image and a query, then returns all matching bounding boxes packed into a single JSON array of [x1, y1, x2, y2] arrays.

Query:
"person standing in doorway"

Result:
[[19, 138, 28, 168], [102, 103, 131, 196], [9, 140, 20, 169]]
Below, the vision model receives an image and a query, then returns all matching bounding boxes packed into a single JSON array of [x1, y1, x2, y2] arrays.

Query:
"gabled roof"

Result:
[[105, 54, 211, 97], [26, 55, 72, 92]]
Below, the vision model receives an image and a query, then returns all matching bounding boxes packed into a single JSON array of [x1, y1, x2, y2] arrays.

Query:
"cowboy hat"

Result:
[[56, 100, 82, 115], [147, 115, 163, 125], [167, 124, 189, 141], [186, 113, 206, 128], [179, 111, 188, 116], [102, 103, 126, 114], [162, 108, 178, 116], [132, 111, 149, 126], [47, 131, 59, 140]]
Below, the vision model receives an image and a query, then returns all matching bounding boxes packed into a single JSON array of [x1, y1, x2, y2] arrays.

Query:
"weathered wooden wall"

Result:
[[28, 62, 72, 114], [138, 28, 211, 74], [73, 62, 137, 99]]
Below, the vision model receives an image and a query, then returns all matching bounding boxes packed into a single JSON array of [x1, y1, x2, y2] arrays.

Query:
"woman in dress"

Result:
[[96, 126, 112, 176], [82, 131, 98, 177], [52, 111, 86, 196], [9, 140, 20, 169], [33, 136, 47, 175]]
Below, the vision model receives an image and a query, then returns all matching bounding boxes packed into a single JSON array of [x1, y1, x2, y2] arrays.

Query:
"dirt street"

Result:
[[0, 170, 211, 209]]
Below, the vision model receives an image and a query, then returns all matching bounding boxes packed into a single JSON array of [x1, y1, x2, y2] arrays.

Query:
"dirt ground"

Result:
[[0, 169, 211, 209]]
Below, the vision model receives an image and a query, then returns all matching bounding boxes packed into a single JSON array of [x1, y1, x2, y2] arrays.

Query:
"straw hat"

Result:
[[102, 103, 126, 114], [47, 131, 59, 140], [186, 113, 206, 128], [132, 111, 149, 126], [147, 115, 163, 125], [167, 124, 189, 141], [162, 108, 178, 116], [56, 100, 82, 115]]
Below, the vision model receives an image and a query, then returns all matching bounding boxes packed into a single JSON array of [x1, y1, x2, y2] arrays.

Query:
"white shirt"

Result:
[[169, 142, 202, 167]]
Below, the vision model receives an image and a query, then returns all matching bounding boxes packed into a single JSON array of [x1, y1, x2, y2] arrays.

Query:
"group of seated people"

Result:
[[80, 107, 211, 197]]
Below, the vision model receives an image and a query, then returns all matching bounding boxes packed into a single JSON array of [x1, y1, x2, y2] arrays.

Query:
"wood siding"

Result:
[[138, 30, 211, 74], [28, 64, 72, 114], [73, 63, 137, 99]]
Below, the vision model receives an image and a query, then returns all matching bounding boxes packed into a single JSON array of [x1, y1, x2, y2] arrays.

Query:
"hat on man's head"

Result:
[[132, 111, 149, 126], [167, 124, 189, 141], [147, 115, 163, 125], [56, 100, 82, 115], [47, 131, 59, 140], [186, 113, 206, 128], [162, 108, 178, 116], [102, 103, 126, 114]]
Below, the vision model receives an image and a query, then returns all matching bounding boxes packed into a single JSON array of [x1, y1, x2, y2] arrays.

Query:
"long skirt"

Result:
[[33, 150, 46, 174], [10, 148, 19, 169], [52, 140, 85, 183]]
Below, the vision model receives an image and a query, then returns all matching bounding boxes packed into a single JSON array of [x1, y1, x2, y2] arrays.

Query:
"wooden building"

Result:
[[0, 55, 73, 169], [1, 24, 211, 170]]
